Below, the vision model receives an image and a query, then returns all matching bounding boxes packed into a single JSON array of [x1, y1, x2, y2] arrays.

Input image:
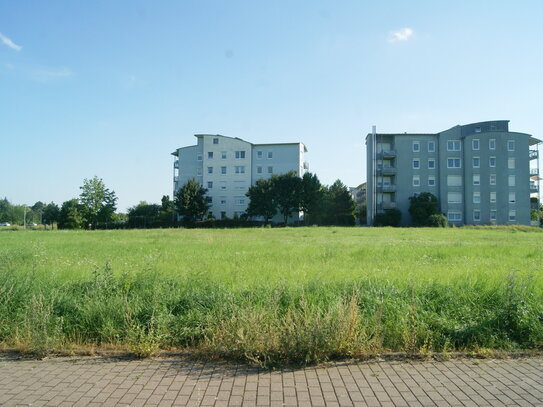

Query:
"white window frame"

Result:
[[220, 181, 227, 190], [428, 176, 436, 186], [235, 166, 245, 174], [490, 191, 496, 203], [472, 139, 480, 150], [490, 210, 497, 221], [267, 166, 273, 174], [428, 141, 435, 152], [473, 174, 480, 186], [508, 158, 515, 169], [447, 158, 461, 168], [509, 192, 516, 204], [257, 166, 263, 174], [475, 127, 481, 133], [221, 151, 227, 159], [509, 210, 516, 222], [197, 153, 202, 161], [413, 159, 420, 169], [473, 191, 481, 204], [412, 141, 420, 152], [207, 166, 213, 174], [267, 151, 273, 159], [197, 167, 202, 176], [489, 156, 496, 167], [447, 211, 462, 222], [489, 139, 496, 150], [235, 151, 246, 159], [257, 151, 263, 159], [490, 174, 496, 185], [213, 138, 219, 144], [428, 159, 435, 169], [447, 175, 462, 186], [508, 175, 515, 187], [413, 175, 420, 187], [208, 152, 214, 159], [448, 192, 462, 204], [220, 166, 227, 175], [507, 140, 515, 151], [207, 181, 213, 189], [473, 210, 481, 222], [447, 140, 461, 151], [472, 157, 480, 168]]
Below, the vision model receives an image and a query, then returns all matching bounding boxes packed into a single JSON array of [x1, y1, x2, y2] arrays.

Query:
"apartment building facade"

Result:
[[366, 121, 541, 226], [172, 134, 308, 220]]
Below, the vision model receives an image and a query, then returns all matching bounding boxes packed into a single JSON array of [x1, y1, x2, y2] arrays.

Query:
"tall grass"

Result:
[[0, 227, 542, 365]]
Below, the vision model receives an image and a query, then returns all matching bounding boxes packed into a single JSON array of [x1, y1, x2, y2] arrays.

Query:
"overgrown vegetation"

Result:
[[0, 227, 542, 366]]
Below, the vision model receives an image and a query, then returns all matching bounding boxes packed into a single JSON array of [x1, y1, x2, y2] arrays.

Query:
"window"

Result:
[[508, 158, 515, 169], [490, 124, 497, 131], [428, 141, 435, 152], [489, 139, 496, 150], [447, 175, 462, 186], [509, 210, 516, 222], [473, 174, 480, 185], [490, 210, 497, 221], [234, 181, 246, 190], [473, 210, 481, 222], [206, 196, 212, 203], [267, 166, 273, 174], [473, 157, 480, 168], [220, 181, 227, 190], [448, 192, 462, 204], [220, 197, 227, 205], [213, 138, 219, 144], [490, 192, 496, 203], [197, 167, 202, 176], [235, 151, 246, 159], [221, 166, 227, 175], [428, 176, 436, 186], [490, 174, 496, 185], [428, 159, 435, 169], [489, 156, 496, 167], [472, 139, 480, 150], [475, 127, 481, 133], [509, 192, 516, 204], [447, 158, 461, 168], [473, 192, 481, 204], [508, 175, 515, 187], [197, 153, 202, 161], [207, 166, 213, 174], [220, 211, 226, 220], [207, 181, 213, 189], [447, 140, 461, 151], [208, 152, 213, 159], [234, 197, 245, 205], [448, 211, 462, 222], [235, 166, 245, 174], [257, 151, 263, 159], [221, 151, 227, 159], [257, 166, 262, 174], [507, 140, 515, 151], [413, 141, 420, 152], [413, 159, 420, 169], [267, 151, 273, 159], [413, 175, 420, 187]]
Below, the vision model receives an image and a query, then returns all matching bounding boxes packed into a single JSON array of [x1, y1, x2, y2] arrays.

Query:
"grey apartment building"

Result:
[[366, 121, 541, 226], [172, 134, 308, 221]]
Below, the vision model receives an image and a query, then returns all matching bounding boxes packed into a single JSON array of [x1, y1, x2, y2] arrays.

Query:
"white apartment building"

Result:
[[172, 134, 308, 220]]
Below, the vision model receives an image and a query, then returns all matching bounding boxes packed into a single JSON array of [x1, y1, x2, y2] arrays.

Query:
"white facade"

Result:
[[172, 134, 308, 220]]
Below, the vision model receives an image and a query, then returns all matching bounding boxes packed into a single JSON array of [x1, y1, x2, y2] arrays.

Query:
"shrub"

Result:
[[373, 209, 402, 227], [428, 214, 448, 227]]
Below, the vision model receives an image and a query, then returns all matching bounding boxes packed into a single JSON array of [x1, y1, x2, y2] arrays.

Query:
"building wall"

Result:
[[366, 121, 538, 226], [174, 135, 306, 221]]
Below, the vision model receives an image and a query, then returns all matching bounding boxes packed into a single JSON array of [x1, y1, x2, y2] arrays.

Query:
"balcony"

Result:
[[378, 150, 397, 159], [174, 160, 179, 168], [303, 161, 309, 170], [530, 168, 539, 176], [380, 185, 396, 193], [378, 166, 397, 175], [530, 150, 539, 160], [173, 176, 179, 182], [381, 202, 397, 210], [530, 183, 539, 193]]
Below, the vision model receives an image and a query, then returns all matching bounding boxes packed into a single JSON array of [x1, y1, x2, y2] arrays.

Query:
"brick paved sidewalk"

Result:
[[0, 355, 541, 406]]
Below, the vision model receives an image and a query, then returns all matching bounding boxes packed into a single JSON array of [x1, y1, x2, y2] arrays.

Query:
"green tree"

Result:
[[42, 202, 60, 228], [174, 179, 209, 225], [0, 198, 11, 222], [58, 199, 85, 229], [325, 180, 356, 226], [246, 178, 277, 224], [127, 201, 161, 228], [300, 172, 324, 224], [271, 171, 302, 225], [408, 192, 440, 226], [373, 208, 402, 227], [79, 176, 118, 229], [158, 195, 175, 227]]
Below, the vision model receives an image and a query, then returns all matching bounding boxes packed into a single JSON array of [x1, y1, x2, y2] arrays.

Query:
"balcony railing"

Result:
[[173, 176, 179, 182], [530, 168, 539, 176], [303, 161, 309, 170], [378, 150, 397, 159], [174, 160, 179, 168], [530, 150, 539, 160], [530, 183, 539, 193], [380, 202, 397, 210], [378, 166, 397, 175], [380, 185, 396, 193]]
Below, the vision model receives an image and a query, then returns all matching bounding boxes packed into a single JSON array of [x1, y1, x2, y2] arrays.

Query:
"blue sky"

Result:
[[2, 1, 542, 211]]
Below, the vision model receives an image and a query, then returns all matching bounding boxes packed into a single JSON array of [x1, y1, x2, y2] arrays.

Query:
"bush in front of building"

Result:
[[428, 214, 448, 228], [373, 208, 402, 227]]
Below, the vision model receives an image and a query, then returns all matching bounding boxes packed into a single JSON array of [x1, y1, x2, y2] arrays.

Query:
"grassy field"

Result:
[[1, 226, 542, 366]]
